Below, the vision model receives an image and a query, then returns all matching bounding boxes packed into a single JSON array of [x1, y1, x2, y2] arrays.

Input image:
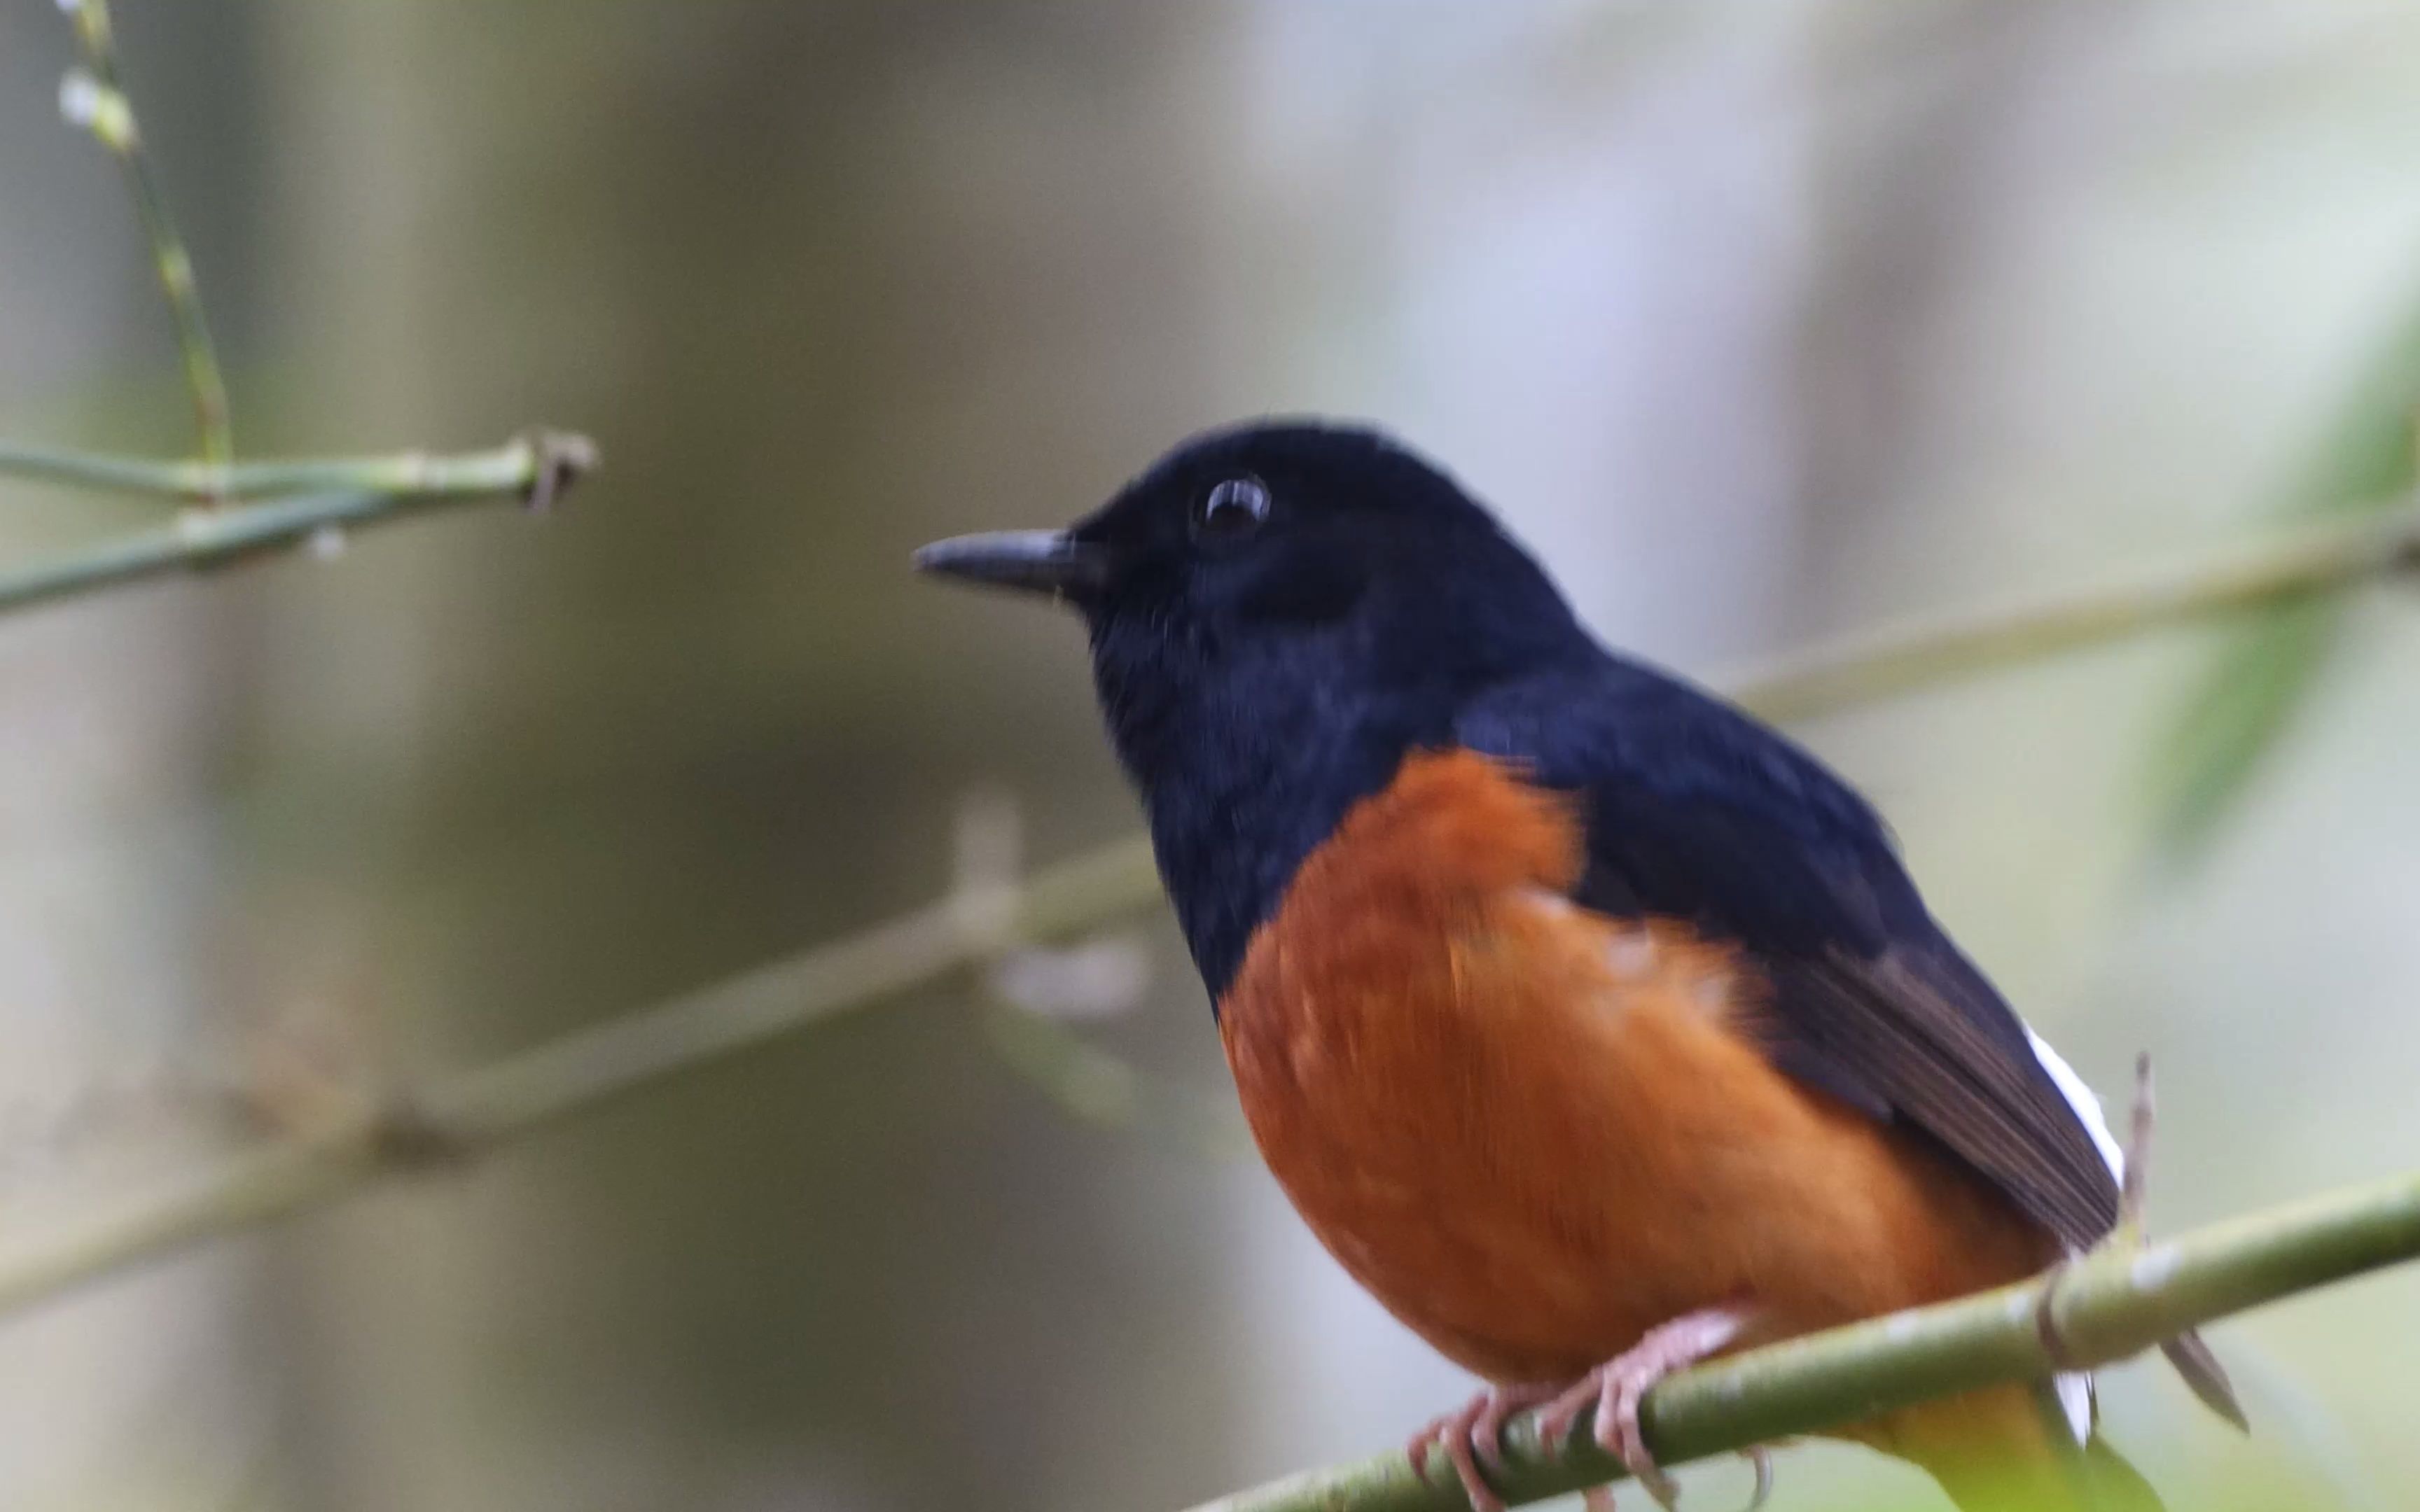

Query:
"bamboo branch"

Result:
[[0, 503, 2409, 1320], [0, 435, 579, 505], [0, 433, 595, 617], [1725, 500, 2420, 722], [13, 10, 601, 615], [57, 0, 235, 477], [0, 833, 1162, 1320], [1181, 1171, 2420, 1512]]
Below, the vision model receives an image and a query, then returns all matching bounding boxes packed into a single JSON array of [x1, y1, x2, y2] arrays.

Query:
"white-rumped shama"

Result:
[[917, 421, 2242, 1512]]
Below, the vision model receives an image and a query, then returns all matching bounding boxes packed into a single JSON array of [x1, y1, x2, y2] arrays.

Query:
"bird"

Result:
[[915, 420, 2243, 1512]]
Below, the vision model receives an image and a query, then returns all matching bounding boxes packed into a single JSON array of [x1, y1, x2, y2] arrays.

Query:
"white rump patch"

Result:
[[2024, 1026, 2125, 1184]]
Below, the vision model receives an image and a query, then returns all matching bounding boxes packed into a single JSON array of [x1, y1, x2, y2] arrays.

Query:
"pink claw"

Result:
[[1536, 1308, 1752, 1511], [1407, 1382, 1560, 1512]]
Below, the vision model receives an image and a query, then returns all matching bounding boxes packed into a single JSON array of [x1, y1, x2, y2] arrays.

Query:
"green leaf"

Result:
[[2148, 294, 2420, 858], [2150, 596, 2336, 858]]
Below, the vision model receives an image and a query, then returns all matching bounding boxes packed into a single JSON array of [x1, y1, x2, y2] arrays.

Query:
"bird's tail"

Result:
[[1863, 1382, 2163, 1512], [2162, 1327, 2249, 1431]]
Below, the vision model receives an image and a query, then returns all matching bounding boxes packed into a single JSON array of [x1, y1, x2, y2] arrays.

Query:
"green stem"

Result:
[[0, 435, 580, 505], [1727, 503, 2420, 723], [0, 433, 594, 617], [1183, 1172, 2420, 1512], [0, 834, 1162, 1319], [62, 0, 235, 477]]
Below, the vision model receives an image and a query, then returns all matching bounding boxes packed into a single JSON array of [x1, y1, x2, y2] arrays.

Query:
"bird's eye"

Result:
[[1193, 476, 1272, 540]]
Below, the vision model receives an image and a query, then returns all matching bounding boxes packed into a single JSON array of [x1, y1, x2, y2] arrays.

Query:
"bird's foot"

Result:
[[1536, 1306, 1752, 1510], [1407, 1382, 1562, 1512]]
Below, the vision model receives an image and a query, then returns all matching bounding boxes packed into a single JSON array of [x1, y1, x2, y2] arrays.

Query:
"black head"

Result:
[[916, 419, 1599, 996]]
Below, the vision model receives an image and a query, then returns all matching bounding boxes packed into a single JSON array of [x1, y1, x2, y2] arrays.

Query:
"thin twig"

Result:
[[1179, 1170, 2420, 1512], [980, 1004, 1254, 1157], [2121, 1052, 2155, 1232], [0, 435, 580, 506], [0, 503, 2408, 1320], [952, 785, 1246, 1152], [0, 833, 1162, 1319], [57, 0, 235, 479], [1724, 502, 2420, 722], [0, 433, 596, 617]]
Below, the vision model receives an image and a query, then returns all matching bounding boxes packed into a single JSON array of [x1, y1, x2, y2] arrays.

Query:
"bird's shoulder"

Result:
[[1452, 657, 1911, 944]]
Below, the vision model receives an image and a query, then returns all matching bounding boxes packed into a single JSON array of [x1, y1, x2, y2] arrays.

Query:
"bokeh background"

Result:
[[1, 4, 2417, 1510]]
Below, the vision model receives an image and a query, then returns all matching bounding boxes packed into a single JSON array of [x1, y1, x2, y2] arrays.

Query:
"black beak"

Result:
[[913, 529, 1111, 600]]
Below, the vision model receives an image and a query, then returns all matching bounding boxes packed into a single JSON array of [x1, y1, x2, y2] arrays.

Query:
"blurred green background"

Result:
[[1, 4, 2417, 1510]]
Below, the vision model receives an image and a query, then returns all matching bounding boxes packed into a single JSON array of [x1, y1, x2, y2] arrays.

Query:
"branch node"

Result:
[[520, 430, 599, 513], [2392, 523, 2420, 578], [56, 69, 131, 148], [366, 1096, 477, 1173], [2031, 1263, 2087, 1373]]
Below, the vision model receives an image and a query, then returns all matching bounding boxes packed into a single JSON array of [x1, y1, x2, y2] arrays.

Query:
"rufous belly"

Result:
[[1216, 750, 2056, 1385]]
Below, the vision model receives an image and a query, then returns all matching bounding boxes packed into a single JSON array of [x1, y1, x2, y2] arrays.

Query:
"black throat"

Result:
[[1087, 609, 1447, 1004]]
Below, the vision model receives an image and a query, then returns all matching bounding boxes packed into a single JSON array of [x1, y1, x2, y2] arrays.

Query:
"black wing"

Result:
[[1457, 662, 2121, 1251]]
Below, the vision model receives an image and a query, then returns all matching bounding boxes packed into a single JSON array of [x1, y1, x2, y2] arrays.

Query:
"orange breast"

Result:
[[1218, 749, 2056, 1385]]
